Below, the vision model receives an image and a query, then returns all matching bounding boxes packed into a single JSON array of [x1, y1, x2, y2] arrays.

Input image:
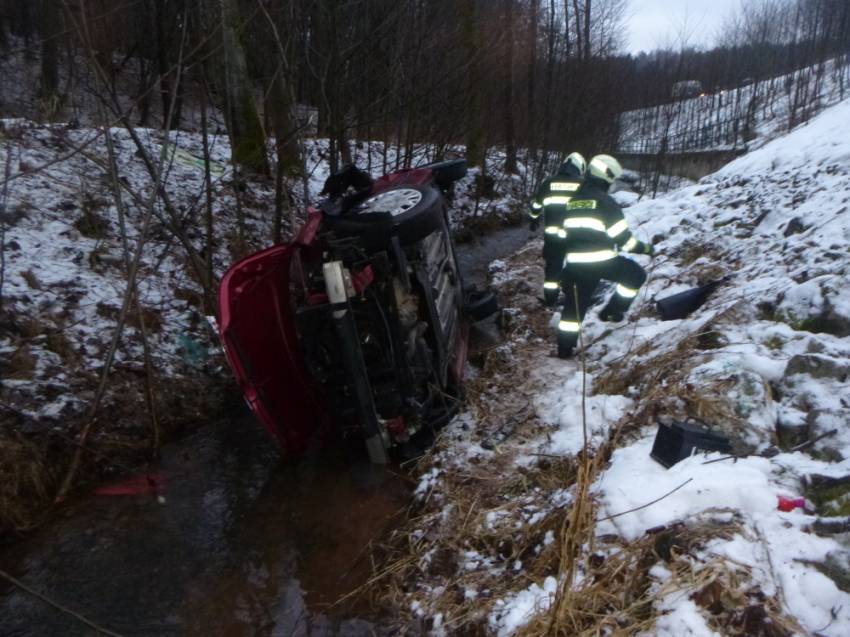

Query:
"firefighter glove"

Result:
[[644, 243, 656, 257], [529, 217, 540, 232]]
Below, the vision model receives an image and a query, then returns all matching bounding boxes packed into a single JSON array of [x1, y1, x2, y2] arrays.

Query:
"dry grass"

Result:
[[0, 432, 53, 533], [348, 248, 805, 635]]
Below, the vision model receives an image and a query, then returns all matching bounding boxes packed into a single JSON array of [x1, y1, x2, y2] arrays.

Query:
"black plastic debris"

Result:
[[655, 278, 728, 321], [650, 420, 733, 468]]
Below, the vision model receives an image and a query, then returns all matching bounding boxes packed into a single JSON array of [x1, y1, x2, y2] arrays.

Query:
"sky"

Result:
[[626, 0, 742, 53]]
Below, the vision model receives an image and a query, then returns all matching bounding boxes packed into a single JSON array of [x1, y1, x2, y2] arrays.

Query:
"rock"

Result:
[[777, 405, 809, 449], [783, 217, 807, 237], [807, 409, 850, 461], [687, 364, 777, 455], [812, 553, 850, 594], [777, 276, 850, 337], [785, 354, 850, 382]]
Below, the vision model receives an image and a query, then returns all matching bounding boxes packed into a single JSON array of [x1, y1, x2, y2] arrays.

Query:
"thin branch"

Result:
[[0, 143, 12, 311], [0, 568, 124, 637], [597, 478, 694, 523], [55, 5, 190, 501]]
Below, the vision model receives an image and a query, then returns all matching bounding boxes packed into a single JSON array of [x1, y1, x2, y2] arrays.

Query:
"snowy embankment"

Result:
[[619, 58, 850, 153], [383, 97, 850, 635]]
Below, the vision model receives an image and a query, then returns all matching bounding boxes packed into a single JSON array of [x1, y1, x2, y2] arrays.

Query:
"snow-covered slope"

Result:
[[392, 95, 850, 636], [619, 59, 850, 153]]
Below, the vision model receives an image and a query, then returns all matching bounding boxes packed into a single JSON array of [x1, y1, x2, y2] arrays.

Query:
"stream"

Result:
[[0, 223, 533, 637]]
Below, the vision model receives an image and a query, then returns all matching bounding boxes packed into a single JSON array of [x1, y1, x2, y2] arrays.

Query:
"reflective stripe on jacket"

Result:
[[561, 181, 648, 260], [529, 175, 582, 221]]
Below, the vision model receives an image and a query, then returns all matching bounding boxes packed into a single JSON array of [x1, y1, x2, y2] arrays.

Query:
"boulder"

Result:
[[807, 409, 850, 461], [784, 354, 850, 382], [777, 276, 850, 337], [687, 363, 777, 456]]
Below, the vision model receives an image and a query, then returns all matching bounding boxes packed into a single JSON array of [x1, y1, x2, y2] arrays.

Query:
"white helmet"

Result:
[[560, 152, 586, 177], [588, 154, 623, 184]]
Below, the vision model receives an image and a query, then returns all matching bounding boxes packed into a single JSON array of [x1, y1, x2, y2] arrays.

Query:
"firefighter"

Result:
[[529, 152, 587, 306], [556, 154, 654, 358]]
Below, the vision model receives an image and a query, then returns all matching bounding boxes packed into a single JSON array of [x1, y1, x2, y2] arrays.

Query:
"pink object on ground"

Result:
[[777, 495, 807, 512], [95, 473, 166, 496]]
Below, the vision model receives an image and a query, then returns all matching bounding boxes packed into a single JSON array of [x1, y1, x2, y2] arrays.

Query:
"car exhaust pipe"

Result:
[[323, 262, 389, 464]]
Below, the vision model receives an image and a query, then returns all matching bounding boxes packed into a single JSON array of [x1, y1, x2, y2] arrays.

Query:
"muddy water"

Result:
[[455, 222, 532, 289], [0, 224, 530, 637]]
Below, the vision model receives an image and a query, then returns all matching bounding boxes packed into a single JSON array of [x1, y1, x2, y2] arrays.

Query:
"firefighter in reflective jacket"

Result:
[[529, 152, 587, 306], [556, 154, 655, 358]]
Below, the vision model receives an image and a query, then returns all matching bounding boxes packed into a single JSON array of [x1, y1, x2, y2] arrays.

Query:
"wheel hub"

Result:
[[357, 188, 422, 217]]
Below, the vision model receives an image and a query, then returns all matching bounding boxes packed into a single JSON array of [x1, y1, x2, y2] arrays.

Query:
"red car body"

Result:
[[218, 165, 475, 459]]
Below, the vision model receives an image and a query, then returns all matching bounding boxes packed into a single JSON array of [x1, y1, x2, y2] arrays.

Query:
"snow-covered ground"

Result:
[[392, 94, 850, 635]]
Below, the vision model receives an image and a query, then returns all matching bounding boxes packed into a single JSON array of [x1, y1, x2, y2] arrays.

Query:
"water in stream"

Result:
[[0, 224, 532, 637]]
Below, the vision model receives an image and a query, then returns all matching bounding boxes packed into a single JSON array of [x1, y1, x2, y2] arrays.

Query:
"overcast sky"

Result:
[[626, 0, 742, 53]]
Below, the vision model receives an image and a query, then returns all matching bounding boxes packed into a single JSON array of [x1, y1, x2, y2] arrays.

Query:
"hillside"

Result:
[[619, 59, 850, 154], [384, 95, 850, 636]]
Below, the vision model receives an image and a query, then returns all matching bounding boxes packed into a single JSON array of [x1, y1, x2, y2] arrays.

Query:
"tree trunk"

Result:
[[503, 0, 517, 173], [460, 0, 485, 169], [220, 0, 268, 174], [527, 0, 539, 158], [39, 0, 61, 113]]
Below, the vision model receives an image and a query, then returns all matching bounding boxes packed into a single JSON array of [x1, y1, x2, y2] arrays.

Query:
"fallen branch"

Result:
[[0, 568, 124, 637], [0, 143, 12, 312], [702, 428, 839, 466], [597, 478, 694, 523]]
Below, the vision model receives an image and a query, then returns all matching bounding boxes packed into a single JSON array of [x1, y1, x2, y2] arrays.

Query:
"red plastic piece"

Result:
[[295, 208, 323, 245], [95, 473, 165, 496], [777, 495, 806, 512]]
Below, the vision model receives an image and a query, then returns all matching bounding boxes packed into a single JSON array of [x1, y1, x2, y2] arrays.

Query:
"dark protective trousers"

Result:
[[542, 208, 568, 305], [557, 256, 647, 356]]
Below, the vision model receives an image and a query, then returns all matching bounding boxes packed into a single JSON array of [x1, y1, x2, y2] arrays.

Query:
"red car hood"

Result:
[[218, 213, 325, 455]]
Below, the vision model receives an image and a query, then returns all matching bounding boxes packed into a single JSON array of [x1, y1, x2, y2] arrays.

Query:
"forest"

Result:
[[1, 0, 849, 181]]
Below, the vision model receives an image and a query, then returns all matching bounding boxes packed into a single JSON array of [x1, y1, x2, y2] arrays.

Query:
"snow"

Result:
[[652, 597, 720, 637], [488, 576, 557, 637], [536, 372, 632, 456]]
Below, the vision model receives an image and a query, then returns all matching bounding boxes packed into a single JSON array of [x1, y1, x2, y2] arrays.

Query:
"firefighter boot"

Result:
[[557, 320, 580, 358]]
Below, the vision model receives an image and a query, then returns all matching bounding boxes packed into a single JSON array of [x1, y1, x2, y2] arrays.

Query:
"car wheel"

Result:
[[424, 159, 468, 187], [328, 185, 444, 248], [465, 289, 499, 322]]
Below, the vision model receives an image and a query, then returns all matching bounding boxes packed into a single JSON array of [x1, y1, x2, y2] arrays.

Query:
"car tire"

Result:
[[328, 185, 444, 249], [466, 289, 499, 322], [424, 159, 468, 187]]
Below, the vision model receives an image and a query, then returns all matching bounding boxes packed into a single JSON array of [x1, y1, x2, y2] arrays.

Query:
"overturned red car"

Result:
[[218, 160, 497, 464]]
